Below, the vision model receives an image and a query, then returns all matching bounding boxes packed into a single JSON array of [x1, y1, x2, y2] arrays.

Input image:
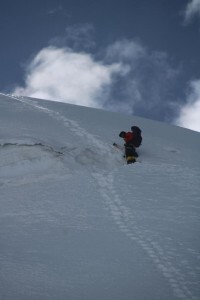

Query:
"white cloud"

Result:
[[6, 21, 199, 132], [176, 79, 200, 132], [184, 0, 200, 23], [104, 39, 179, 118], [106, 39, 146, 61], [50, 24, 95, 50], [12, 36, 180, 124], [14, 47, 124, 108]]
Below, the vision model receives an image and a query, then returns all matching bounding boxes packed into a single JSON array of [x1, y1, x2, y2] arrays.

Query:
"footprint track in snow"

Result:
[[8, 95, 120, 170], [93, 171, 197, 300], [9, 94, 198, 300]]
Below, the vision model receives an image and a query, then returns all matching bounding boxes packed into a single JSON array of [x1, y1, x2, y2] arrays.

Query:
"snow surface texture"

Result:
[[0, 93, 200, 300]]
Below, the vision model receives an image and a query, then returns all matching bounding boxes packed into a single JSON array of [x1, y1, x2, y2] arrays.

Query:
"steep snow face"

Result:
[[0, 141, 64, 186], [0, 93, 200, 300]]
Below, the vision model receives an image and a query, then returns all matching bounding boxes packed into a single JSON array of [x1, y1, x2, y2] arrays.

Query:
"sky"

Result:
[[1, 0, 200, 132]]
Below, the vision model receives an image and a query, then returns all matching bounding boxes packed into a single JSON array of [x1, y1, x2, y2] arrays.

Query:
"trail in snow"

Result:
[[4, 94, 199, 300], [5, 94, 122, 170], [93, 171, 198, 300]]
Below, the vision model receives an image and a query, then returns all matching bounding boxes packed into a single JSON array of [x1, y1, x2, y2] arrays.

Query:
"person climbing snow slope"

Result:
[[118, 126, 142, 164]]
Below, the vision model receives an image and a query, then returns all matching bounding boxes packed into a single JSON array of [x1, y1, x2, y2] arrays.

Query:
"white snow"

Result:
[[0, 93, 200, 300]]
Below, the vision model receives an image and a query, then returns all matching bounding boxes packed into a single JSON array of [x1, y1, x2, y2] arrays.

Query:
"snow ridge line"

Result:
[[6, 95, 196, 299], [5, 95, 120, 171], [93, 172, 196, 300], [6, 94, 111, 156]]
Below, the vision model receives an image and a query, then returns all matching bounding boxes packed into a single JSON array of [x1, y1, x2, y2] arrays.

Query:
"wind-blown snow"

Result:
[[0, 93, 200, 300]]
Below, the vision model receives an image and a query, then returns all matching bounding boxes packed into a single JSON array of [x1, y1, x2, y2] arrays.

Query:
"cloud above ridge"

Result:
[[13, 38, 179, 119], [183, 0, 200, 23], [104, 39, 179, 119], [14, 46, 124, 108], [175, 79, 200, 132], [12, 24, 181, 125]]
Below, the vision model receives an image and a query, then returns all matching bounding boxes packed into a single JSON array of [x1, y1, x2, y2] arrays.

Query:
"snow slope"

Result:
[[0, 93, 200, 300]]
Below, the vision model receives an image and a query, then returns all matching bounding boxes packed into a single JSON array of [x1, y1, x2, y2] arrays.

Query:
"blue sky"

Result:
[[1, 0, 200, 131]]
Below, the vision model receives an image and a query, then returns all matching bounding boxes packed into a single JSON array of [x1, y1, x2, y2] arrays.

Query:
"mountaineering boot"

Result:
[[126, 156, 136, 164]]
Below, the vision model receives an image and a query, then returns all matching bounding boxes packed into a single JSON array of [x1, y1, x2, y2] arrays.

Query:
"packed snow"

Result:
[[0, 93, 200, 300]]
